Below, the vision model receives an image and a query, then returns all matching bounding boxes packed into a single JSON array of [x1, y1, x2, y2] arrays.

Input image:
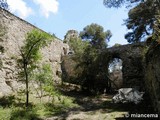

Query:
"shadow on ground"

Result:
[[46, 84, 156, 120], [0, 96, 42, 120]]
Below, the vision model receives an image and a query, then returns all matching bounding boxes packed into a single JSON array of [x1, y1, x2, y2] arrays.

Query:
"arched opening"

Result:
[[108, 58, 123, 90]]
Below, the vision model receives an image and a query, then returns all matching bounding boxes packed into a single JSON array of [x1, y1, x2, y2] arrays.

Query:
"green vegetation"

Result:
[[152, 16, 160, 44], [0, 93, 77, 120], [80, 23, 112, 49], [68, 37, 89, 55], [104, 0, 160, 43], [33, 64, 56, 102], [63, 30, 89, 55], [71, 23, 112, 94], [1, 1, 159, 118], [18, 29, 53, 107], [113, 43, 121, 47]]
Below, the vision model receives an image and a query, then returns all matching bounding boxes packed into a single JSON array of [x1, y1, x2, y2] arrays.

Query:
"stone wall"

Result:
[[145, 45, 160, 114], [0, 8, 69, 97], [108, 42, 146, 89], [62, 42, 147, 90]]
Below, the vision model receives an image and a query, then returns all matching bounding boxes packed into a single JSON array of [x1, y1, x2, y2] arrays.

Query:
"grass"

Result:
[[0, 106, 11, 120], [0, 84, 155, 120], [0, 92, 78, 120]]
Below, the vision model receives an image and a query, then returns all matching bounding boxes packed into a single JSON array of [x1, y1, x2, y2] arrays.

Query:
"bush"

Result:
[[10, 107, 40, 120]]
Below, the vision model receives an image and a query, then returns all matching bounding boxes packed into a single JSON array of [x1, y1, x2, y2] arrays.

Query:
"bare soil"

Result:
[[45, 84, 154, 120]]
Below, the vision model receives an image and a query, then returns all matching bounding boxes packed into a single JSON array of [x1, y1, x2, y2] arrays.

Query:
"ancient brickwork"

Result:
[[0, 8, 69, 97], [145, 45, 160, 114], [108, 42, 146, 89]]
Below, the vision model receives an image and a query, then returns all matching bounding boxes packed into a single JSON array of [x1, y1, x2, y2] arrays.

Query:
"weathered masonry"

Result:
[[107, 42, 146, 89], [0, 8, 69, 97]]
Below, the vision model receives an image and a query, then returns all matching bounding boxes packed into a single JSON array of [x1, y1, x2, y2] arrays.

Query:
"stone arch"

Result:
[[107, 42, 146, 89]]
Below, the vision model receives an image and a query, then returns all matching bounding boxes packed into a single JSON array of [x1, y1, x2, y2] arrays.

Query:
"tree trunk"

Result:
[[24, 62, 29, 107]]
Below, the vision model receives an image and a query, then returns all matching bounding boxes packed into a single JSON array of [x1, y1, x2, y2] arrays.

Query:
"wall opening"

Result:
[[108, 58, 123, 89]]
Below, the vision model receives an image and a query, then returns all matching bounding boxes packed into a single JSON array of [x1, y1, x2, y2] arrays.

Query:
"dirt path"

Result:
[[45, 84, 154, 120], [45, 95, 126, 120]]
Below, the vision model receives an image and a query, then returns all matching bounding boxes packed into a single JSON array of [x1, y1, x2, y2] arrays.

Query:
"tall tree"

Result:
[[76, 23, 112, 93], [19, 29, 52, 107], [103, 0, 160, 43], [80, 23, 112, 50], [103, 0, 143, 8], [124, 0, 160, 43]]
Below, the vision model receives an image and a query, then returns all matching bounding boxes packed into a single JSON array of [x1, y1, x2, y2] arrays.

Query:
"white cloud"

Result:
[[33, 0, 59, 18], [8, 0, 33, 19]]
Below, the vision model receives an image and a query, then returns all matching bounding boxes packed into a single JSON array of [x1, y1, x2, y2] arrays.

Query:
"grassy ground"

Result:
[[0, 84, 156, 120], [46, 84, 155, 120], [0, 89, 78, 120]]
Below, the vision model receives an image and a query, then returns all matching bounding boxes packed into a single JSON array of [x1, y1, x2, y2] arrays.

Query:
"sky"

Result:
[[7, 0, 129, 47]]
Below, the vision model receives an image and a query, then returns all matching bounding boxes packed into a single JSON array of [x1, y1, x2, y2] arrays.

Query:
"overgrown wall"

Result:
[[0, 8, 69, 97], [145, 45, 160, 114], [107, 43, 146, 89]]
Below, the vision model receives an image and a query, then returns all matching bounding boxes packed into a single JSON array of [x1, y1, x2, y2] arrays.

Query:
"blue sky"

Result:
[[7, 0, 129, 47]]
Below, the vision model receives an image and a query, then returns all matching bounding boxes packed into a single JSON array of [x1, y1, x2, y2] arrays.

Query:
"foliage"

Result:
[[74, 23, 112, 94], [0, 107, 11, 120], [104, 0, 160, 43], [103, 0, 143, 8], [152, 15, 160, 44], [113, 43, 121, 47], [80, 23, 112, 50], [10, 107, 39, 120], [0, 0, 9, 10], [77, 46, 111, 94], [18, 29, 53, 107], [33, 63, 56, 102], [63, 30, 89, 55], [0, 93, 77, 120], [68, 37, 89, 55], [124, 0, 159, 43]]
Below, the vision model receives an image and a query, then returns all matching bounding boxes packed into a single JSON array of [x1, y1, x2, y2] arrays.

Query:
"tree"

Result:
[[0, 0, 9, 10], [63, 30, 89, 55], [124, 0, 160, 43], [76, 24, 112, 94], [77, 45, 111, 94], [103, 0, 160, 43], [103, 0, 143, 8], [19, 29, 52, 107], [80, 23, 112, 50], [33, 64, 54, 103]]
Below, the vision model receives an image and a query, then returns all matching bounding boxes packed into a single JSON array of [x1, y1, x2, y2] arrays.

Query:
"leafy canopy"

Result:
[[19, 29, 53, 107], [103, 0, 143, 8], [68, 38, 89, 55], [63, 30, 89, 55], [80, 23, 112, 49], [75, 23, 112, 93], [22, 29, 52, 64], [104, 0, 160, 43]]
